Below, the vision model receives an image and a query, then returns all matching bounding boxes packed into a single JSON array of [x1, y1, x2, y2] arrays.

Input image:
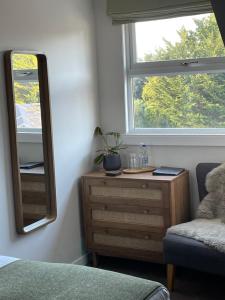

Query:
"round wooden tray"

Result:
[[123, 167, 156, 174]]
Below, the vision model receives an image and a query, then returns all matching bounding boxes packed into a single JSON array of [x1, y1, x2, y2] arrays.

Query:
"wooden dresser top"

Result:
[[83, 170, 188, 182]]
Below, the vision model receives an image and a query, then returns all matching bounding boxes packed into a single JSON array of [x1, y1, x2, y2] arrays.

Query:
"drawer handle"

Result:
[[144, 235, 151, 240], [144, 209, 149, 214], [104, 229, 109, 234], [103, 205, 108, 211], [142, 184, 147, 189]]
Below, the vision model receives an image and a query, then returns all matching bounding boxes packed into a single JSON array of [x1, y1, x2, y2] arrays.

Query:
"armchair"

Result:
[[163, 163, 225, 291]]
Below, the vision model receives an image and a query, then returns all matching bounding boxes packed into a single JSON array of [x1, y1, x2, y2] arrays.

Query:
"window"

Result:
[[12, 54, 42, 134], [125, 13, 225, 134]]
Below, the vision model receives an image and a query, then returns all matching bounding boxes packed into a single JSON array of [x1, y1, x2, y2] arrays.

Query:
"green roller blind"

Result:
[[107, 0, 212, 24]]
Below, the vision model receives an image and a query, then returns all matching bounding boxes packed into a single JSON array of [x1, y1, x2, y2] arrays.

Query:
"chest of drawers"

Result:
[[21, 168, 48, 226], [82, 171, 189, 265]]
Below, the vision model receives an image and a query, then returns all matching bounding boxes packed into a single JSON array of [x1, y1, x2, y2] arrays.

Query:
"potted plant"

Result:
[[94, 127, 126, 171]]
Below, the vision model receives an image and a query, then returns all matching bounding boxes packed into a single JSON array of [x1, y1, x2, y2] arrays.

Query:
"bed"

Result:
[[0, 256, 169, 300]]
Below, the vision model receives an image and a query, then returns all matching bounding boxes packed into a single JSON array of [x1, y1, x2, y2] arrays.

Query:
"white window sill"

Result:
[[123, 133, 225, 147], [17, 132, 42, 144]]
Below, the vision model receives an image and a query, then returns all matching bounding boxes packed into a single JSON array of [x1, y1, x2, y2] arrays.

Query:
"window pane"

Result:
[[132, 73, 225, 129], [12, 54, 42, 130], [14, 81, 41, 129], [135, 14, 225, 62], [12, 53, 38, 70]]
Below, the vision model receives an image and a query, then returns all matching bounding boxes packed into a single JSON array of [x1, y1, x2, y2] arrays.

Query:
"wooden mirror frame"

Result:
[[4, 50, 57, 234]]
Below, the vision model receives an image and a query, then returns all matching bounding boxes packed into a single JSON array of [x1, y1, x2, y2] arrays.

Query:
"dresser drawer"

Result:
[[91, 184, 162, 199], [86, 179, 169, 208], [90, 228, 164, 254], [21, 174, 46, 192], [92, 227, 165, 241], [92, 209, 164, 227], [93, 233, 163, 252], [89, 201, 170, 230]]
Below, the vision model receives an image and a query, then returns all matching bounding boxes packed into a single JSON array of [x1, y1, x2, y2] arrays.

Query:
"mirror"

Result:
[[4, 51, 57, 234]]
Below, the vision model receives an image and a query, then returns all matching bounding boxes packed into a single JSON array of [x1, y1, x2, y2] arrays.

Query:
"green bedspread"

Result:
[[0, 260, 162, 300]]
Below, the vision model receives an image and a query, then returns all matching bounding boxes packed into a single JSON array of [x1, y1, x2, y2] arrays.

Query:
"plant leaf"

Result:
[[94, 153, 104, 165], [109, 149, 119, 154], [94, 126, 103, 136]]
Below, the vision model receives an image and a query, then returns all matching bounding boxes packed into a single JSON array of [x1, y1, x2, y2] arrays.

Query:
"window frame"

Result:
[[124, 19, 225, 135]]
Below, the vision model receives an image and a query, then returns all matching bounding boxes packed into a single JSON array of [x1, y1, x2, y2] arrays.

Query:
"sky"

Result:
[[135, 13, 211, 61]]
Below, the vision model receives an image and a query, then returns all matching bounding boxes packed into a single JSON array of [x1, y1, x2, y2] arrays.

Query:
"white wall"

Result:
[[94, 0, 225, 215], [0, 0, 99, 263]]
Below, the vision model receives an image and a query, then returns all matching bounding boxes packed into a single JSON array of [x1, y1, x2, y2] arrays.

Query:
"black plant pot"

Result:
[[103, 154, 121, 171]]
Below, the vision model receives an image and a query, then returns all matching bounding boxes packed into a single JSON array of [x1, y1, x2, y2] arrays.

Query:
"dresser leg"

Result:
[[92, 252, 98, 267], [167, 264, 175, 292]]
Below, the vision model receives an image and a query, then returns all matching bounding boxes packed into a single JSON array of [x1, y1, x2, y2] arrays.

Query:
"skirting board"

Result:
[[72, 252, 91, 266]]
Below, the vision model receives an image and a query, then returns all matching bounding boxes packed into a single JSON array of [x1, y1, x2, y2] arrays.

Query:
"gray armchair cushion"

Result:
[[196, 163, 220, 201], [164, 233, 225, 276]]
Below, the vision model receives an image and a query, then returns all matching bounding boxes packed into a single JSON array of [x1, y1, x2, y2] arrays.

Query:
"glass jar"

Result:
[[128, 153, 139, 169]]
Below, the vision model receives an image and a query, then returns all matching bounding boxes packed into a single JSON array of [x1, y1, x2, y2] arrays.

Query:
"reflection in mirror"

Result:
[[5, 51, 57, 234], [13, 54, 45, 227]]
